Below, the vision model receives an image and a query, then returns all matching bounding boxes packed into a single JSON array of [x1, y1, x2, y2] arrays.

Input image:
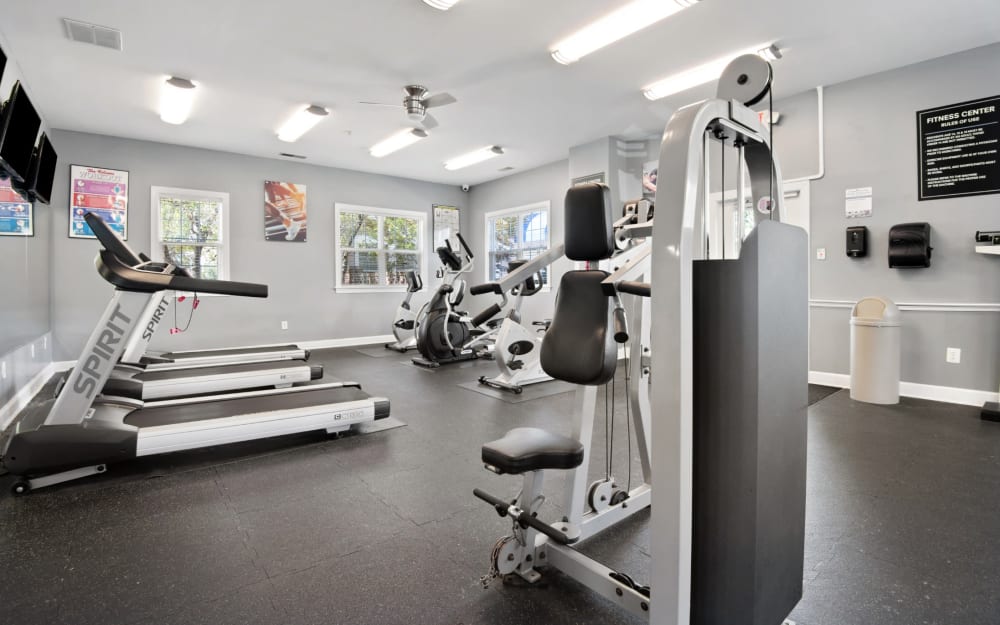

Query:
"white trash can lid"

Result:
[[851, 296, 901, 327]]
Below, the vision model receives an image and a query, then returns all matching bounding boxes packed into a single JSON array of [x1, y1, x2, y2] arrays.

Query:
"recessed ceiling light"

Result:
[[423, 0, 461, 10], [551, 0, 700, 65], [370, 128, 428, 158], [641, 43, 781, 101], [277, 105, 329, 142], [444, 146, 504, 171], [159, 77, 197, 125]]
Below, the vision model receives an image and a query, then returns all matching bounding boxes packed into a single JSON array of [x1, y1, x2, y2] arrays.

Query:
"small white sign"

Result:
[[845, 187, 873, 219]]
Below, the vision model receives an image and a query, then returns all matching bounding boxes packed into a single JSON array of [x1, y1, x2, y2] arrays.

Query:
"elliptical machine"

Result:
[[475, 260, 552, 394], [385, 270, 424, 352], [412, 233, 497, 368]]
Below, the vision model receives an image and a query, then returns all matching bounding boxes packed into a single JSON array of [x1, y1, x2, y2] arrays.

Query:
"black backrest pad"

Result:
[[540, 270, 617, 385], [565, 183, 614, 261], [437, 246, 462, 271]]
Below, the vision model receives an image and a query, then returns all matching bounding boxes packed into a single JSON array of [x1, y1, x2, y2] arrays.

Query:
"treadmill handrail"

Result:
[[86, 212, 195, 278], [97, 249, 268, 298], [84, 212, 144, 266]]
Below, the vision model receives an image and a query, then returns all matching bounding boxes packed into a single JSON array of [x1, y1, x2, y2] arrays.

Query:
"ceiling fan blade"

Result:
[[422, 93, 457, 109], [420, 113, 440, 130], [358, 101, 400, 108]]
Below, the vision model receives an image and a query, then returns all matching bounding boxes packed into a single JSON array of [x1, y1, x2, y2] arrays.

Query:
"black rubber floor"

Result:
[[1, 347, 998, 625], [808, 383, 840, 405]]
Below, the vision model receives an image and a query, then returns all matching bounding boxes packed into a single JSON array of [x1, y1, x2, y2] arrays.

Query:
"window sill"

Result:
[[335, 286, 408, 294]]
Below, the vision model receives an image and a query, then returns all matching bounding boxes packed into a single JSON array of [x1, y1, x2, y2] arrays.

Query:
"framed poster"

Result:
[[0, 177, 32, 236], [69, 165, 128, 239], [433, 204, 460, 249], [642, 160, 657, 200], [264, 181, 307, 242], [917, 96, 1000, 201]]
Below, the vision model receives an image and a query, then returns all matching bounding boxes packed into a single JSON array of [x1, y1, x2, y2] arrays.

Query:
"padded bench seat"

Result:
[[482, 427, 584, 475]]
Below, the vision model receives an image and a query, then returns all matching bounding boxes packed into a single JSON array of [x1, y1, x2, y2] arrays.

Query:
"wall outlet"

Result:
[[43, 336, 47, 349], [816, 248, 827, 260], [281, 321, 289, 331], [30, 344, 35, 358], [946, 347, 961, 364], [1, 361, 6, 379]]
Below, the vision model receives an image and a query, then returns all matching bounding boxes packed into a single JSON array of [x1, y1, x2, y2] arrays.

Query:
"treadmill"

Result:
[[2, 223, 390, 494], [82, 212, 322, 401]]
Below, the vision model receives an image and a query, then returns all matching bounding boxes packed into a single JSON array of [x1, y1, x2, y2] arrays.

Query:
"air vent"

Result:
[[498, 166, 515, 172], [279, 152, 307, 159], [63, 18, 123, 51]]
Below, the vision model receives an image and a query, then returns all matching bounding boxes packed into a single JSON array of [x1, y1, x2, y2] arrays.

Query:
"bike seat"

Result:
[[482, 427, 584, 475]]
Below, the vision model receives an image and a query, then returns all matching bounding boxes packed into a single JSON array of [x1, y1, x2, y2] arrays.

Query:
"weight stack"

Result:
[[691, 219, 809, 625]]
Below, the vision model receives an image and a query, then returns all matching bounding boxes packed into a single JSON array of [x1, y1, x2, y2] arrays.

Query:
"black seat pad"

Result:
[[482, 427, 584, 475], [540, 270, 617, 385]]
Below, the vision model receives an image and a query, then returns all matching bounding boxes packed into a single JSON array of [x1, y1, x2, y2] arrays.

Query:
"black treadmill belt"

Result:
[[132, 360, 309, 382], [161, 345, 301, 359], [124, 385, 368, 428]]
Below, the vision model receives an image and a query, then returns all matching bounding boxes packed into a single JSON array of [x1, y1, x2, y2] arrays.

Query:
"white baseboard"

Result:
[[0, 362, 59, 431], [298, 335, 395, 350], [808, 370, 997, 407], [808, 371, 850, 388]]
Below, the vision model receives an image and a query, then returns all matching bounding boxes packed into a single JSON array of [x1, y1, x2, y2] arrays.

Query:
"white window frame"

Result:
[[483, 201, 551, 291], [150, 186, 230, 295], [334, 203, 427, 293]]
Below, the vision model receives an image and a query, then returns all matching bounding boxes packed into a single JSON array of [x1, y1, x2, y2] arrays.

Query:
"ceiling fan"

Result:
[[359, 84, 457, 129]]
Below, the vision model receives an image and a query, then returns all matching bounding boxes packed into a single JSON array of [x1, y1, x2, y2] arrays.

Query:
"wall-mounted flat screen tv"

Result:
[[0, 81, 41, 183]]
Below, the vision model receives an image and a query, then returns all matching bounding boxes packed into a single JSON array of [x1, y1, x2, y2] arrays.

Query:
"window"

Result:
[[485, 201, 550, 286], [335, 204, 426, 291], [151, 187, 229, 281]]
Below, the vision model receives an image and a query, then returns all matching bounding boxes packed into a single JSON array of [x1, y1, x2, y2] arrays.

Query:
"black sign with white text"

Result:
[[917, 95, 1000, 201]]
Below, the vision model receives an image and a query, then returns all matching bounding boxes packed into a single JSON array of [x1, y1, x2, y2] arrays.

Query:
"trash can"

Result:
[[850, 297, 901, 404]]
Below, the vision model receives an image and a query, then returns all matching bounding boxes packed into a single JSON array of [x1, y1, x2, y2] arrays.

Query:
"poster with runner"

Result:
[[0, 177, 32, 236], [69, 165, 128, 239], [264, 181, 307, 242]]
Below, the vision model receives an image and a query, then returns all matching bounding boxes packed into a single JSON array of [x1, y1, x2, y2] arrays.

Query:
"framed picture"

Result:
[[433, 204, 460, 249], [0, 177, 33, 237], [69, 165, 129, 239], [264, 181, 307, 242]]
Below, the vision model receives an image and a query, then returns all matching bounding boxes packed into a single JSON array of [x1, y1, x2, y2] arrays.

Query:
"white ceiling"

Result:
[[2, 0, 999, 186]]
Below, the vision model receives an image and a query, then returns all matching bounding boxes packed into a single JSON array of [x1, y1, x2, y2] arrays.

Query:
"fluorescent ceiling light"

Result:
[[370, 128, 428, 158], [641, 43, 780, 101], [444, 146, 504, 171], [277, 105, 329, 142], [423, 0, 461, 9], [551, 0, 700, 65], [159, 77, 197, 125]]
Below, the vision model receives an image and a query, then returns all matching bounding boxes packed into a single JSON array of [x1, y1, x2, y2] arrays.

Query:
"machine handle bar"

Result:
[[613, 307, 629, 344], [470, 282, 502, 296], [456, 232, 474, 259], [471, 303, 502, 328], [473, 488, 574, 545], [617, 281, 651, 297]]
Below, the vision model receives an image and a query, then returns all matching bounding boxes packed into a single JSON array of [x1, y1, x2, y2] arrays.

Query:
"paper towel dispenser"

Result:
[[888, 222, 932, 268]]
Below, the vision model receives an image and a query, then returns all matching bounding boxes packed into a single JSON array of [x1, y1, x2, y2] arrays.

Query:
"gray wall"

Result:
[[48, 130, 467, 361], [0, 33, 53, 408], [466, 159, 570, 323], [465, 42, 1000, 394], [804, 42, 1000, 390]]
